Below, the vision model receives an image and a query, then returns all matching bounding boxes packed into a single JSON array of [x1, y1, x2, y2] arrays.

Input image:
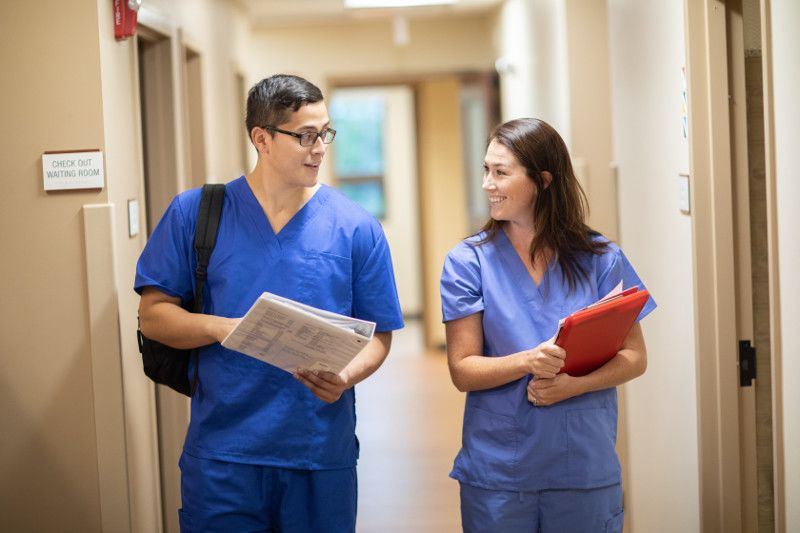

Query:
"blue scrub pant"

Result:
[[179, 452, 357, 533], [460, 482, 623, 533]]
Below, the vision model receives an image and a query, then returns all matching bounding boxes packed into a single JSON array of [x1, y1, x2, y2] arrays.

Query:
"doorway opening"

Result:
[[136, 25, 186, 533]]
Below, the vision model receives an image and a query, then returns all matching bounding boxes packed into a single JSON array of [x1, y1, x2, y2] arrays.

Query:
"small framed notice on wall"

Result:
[[42, 149, 104, 191]]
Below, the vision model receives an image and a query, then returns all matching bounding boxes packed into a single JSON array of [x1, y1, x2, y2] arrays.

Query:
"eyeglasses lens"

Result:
[[299, 129, 336, 146]]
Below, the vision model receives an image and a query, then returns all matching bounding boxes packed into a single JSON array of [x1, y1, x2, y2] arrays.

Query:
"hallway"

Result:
[[356, 321, 464, 532], [3, 1, 800, 531]]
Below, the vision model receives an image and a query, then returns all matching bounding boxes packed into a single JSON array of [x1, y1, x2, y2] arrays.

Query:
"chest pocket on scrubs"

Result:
[[300, 251, 353, 316]]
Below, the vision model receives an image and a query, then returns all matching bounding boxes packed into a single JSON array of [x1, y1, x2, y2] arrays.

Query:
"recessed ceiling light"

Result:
[[345, 0, 456, 8]]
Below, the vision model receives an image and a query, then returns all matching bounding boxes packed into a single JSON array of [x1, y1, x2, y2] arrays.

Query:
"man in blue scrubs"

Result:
[[136, 74, 404, 532]]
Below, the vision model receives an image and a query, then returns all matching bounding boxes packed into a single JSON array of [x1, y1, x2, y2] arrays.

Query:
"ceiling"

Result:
[[229, 0, 503, 28]]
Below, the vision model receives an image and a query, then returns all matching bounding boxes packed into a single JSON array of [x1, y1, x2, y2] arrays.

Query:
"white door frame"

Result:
[[684, 1, 743, 530], [684, 0, 785, 530]]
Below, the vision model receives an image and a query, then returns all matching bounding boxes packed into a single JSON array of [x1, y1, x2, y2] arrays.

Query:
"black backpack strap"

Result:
[[189, 183, 225, 395], [193, 183, 226, 310]]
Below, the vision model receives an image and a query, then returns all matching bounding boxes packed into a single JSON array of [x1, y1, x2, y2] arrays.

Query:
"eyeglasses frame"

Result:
[[262, 125, 336, 147]]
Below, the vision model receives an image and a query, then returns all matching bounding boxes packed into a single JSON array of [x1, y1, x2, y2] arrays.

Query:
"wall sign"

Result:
[[42, 150, 104, 191]]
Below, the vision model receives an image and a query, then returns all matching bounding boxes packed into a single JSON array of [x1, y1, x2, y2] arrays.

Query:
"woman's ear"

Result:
[[541, 171, 554, 190]]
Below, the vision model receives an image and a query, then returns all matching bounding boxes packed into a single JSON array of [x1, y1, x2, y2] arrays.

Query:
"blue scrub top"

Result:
[[440, 230, 656, 492], [135, 177, 404, 469]]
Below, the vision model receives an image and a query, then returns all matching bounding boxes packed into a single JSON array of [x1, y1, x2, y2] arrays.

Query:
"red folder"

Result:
[[555, 287, 649, 376]]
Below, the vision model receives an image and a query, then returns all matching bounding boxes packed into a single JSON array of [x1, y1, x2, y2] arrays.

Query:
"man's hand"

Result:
[[527, 373, 584, 407], [294, 368, 351, 404]]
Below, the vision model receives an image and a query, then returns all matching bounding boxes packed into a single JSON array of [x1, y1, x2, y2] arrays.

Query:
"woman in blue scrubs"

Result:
[[440, 118, 655, 532]]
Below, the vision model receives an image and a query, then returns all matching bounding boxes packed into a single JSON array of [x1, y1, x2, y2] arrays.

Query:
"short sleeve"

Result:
[[133, 193, 196, 303], [440, 241, 484, 322], [596, 244, 657, 323], [352, 231, 404, 333]]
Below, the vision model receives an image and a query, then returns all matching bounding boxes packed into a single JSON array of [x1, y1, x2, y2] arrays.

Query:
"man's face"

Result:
[[265, 100, 331, 188]]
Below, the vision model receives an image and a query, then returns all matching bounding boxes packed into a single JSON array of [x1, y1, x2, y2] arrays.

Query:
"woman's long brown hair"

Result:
[[477, 118, 608, 291]]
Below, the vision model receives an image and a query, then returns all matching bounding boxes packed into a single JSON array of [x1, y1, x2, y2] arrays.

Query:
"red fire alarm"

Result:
[[114, 0, 142, 41]]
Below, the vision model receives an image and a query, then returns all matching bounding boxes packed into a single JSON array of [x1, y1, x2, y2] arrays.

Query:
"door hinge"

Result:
[[739, 340, 756, 387]]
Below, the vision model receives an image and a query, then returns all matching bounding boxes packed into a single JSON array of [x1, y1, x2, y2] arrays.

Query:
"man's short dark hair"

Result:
[[245, 74, 324, 140]]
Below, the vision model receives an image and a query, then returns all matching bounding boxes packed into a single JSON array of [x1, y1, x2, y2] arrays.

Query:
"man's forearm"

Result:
[[140, 300, 236, 349], [342, 331, 392, 387]]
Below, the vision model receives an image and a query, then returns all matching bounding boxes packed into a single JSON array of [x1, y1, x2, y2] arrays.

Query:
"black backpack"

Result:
[[136, 183, 225, 396]]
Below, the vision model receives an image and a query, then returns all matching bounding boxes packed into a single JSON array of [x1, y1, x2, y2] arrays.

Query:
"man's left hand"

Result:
[[294, 369, 350, 404]]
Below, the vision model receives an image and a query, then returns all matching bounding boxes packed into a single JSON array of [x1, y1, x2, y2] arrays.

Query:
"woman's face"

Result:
[[482, 139, 537, 228]]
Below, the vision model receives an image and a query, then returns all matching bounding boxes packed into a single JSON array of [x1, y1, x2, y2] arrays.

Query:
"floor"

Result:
[[355, 320, 465, 532]]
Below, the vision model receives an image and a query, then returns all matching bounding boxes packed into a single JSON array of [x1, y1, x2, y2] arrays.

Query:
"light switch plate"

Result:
[[128, 199, 140, 237], [678, 173, 690, 215]]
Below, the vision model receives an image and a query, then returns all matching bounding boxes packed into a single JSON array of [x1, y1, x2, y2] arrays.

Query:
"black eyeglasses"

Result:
[[263, 126, 336, 147]]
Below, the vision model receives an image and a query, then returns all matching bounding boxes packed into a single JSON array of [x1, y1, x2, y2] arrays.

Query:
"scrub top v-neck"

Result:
[[440, 231, 656, 492], [494, 228, 553, 307], [135, 176, 404, 469], [236, 179, 324, 251]]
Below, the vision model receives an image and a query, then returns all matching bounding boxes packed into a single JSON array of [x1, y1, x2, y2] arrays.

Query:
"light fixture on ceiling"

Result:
[[345, 0, 456, 8]]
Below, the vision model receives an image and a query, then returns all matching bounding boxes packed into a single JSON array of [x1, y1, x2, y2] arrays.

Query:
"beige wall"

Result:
[[248, 13, 497, 187], [494, 0, 536, 120], [139, 0, 253, 183], [495, 0, 570, 141], [770, 0, 800, 529], [564, 0, 617, 240], [0, 1, 107, 531], [0, 0, 253, 530], [608, 1, 700, 531], [417, 78, 470, 348], [97, 3, 162, 532], [494, 0, 617, 239], [381, 86, 422, 317], [329, 86, 423, 317]]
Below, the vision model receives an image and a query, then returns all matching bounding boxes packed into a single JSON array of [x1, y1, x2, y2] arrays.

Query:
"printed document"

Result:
[[221, 292, 376, 375]]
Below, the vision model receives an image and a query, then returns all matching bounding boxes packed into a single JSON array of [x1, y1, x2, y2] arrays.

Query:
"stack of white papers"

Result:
[[221, 292, 376, 375]]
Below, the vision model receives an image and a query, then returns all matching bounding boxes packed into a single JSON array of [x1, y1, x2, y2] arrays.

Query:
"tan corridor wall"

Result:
[[248, 13, 496, 188], [608, 1, 700, 531], [99, 2, 253, 530], [0, 1, 110, 531], [770, 0, 800, 529], [0, 1, 254, 531], [494, 0, 617, 240]]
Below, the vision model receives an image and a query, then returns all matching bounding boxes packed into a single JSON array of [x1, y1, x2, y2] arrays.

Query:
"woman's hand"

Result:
[[521, 339, 566, 379], [294, 368, 351, 404], [527, 373, 583, 406]]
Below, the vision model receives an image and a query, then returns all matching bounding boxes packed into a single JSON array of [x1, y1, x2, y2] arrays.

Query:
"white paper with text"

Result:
[[221, 292, 376, 375]]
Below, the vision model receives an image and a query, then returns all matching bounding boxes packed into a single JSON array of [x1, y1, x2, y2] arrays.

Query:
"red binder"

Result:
[[555, 287, 649, 376]]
